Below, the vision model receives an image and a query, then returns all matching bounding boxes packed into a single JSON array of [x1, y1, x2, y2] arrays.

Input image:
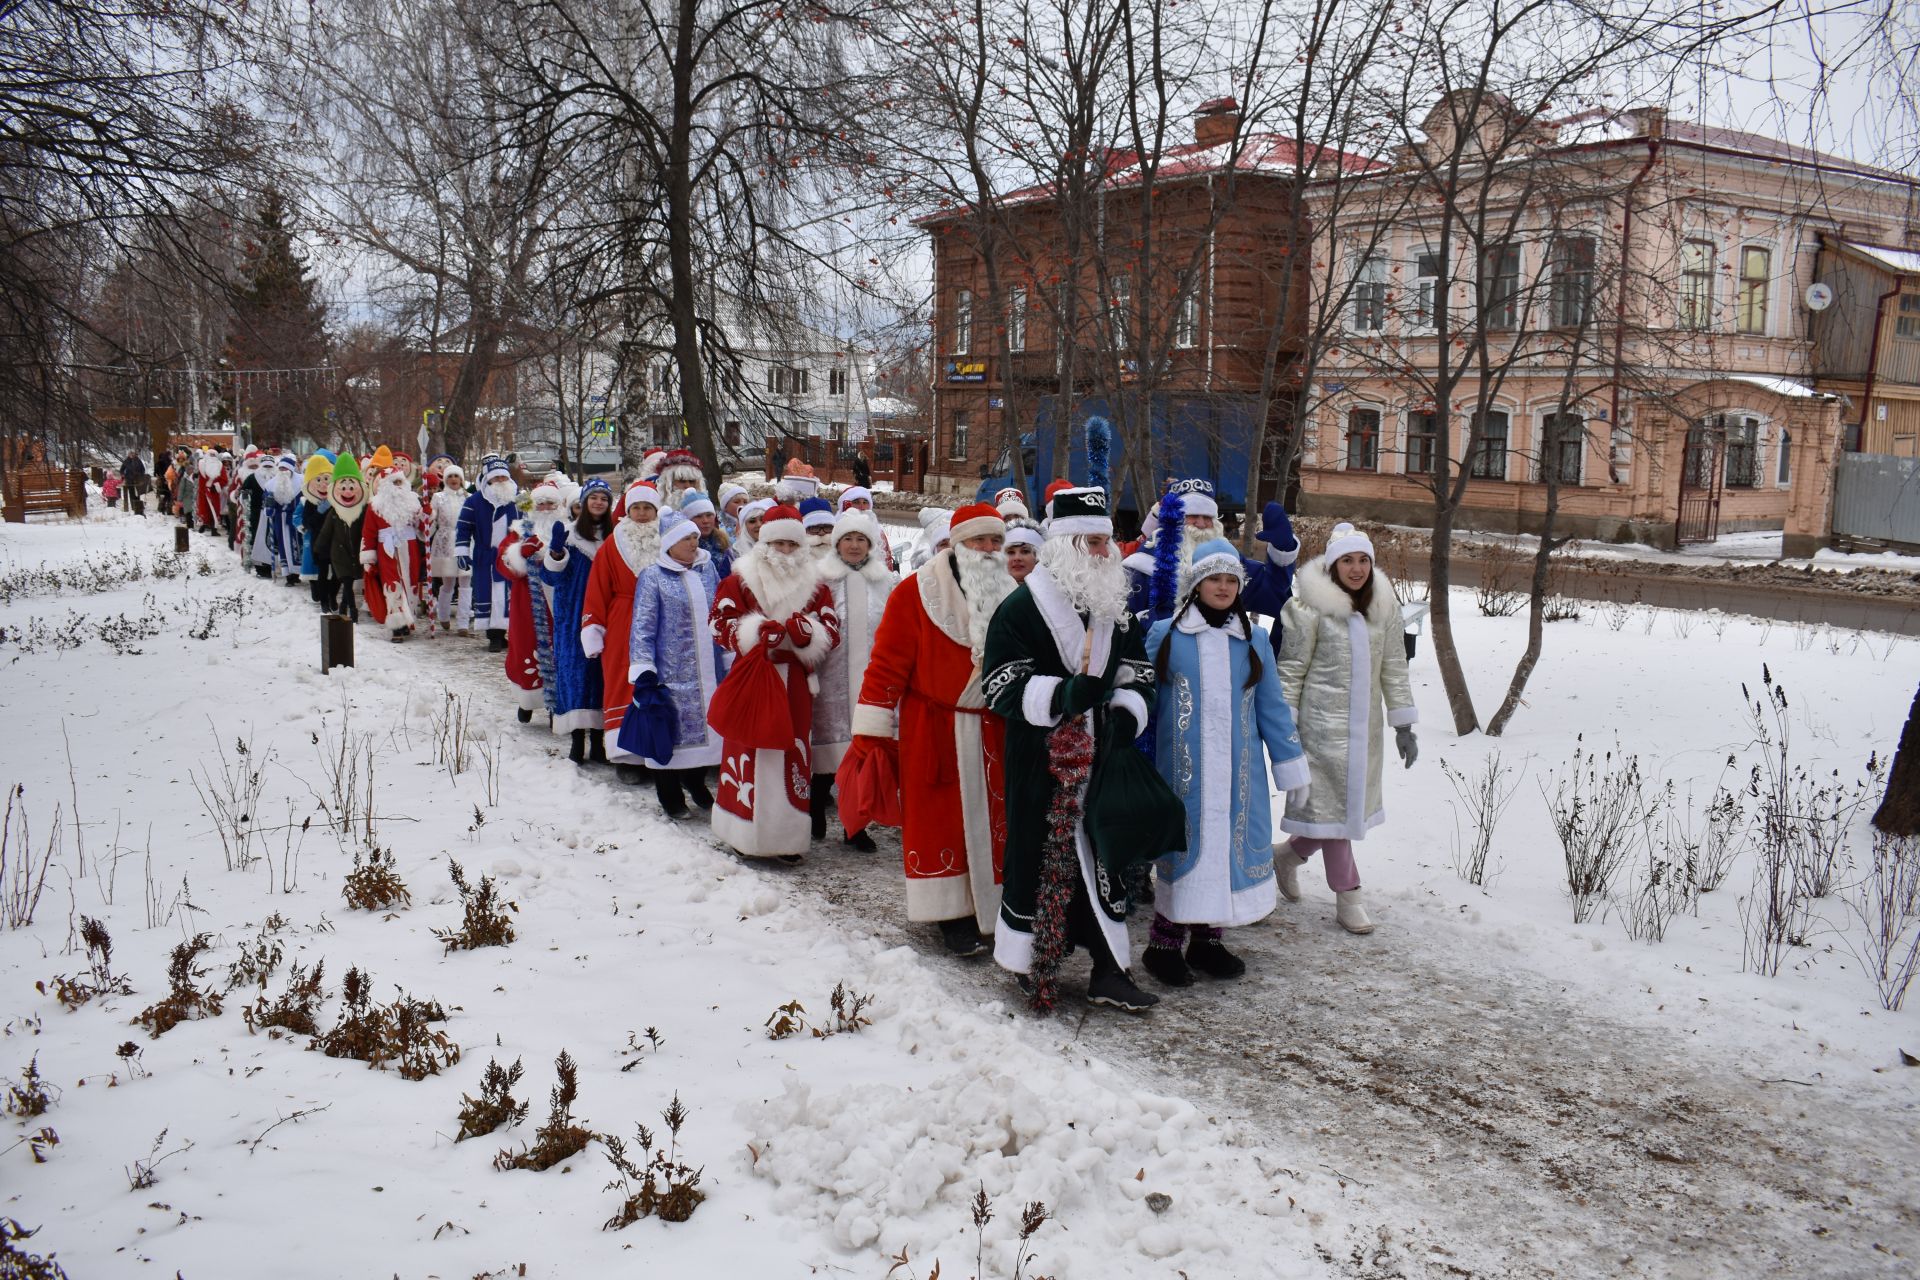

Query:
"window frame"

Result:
[[1350, 251, 1387, 334], [949, 411, 969, 461], [1173, 280, 1200, 349], [1550, 235, 1596, 329], [1539, 411, 1585, 486], [953, 289, 974, 355], [1776, 426, 1792, 487], [1412, 248, 1444, 331], [828, 368, 848, 396], [1736, 245, 1771, 335], [1723, 415, 1760, 488], [1468, 409, 1510, 480], [1405, 410, 1438, 475], [1344, 406, 1382, 472], [1108, 273, 1132, 349], [1680, 238, 1716, 330], [1007, 286, 1028, 352], [1479, 244, 1521, 331], [1895, 293, 1920, 340]]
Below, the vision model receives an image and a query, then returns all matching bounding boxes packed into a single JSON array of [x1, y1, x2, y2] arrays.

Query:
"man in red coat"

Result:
[[846, 502, 1015, 956], [582, 480, 661, 781], [360, 468, 426, 641], [709, 505, 841, 861]]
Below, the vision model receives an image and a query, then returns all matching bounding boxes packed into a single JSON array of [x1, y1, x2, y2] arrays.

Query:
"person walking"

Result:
[[119, 452, 147, 514], [1273, 523, 1419, 935], [625, 511, 729, 818]]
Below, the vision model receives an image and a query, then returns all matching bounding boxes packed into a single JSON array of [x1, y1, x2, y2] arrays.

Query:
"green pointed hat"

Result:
[[331, 452, 363, 485]]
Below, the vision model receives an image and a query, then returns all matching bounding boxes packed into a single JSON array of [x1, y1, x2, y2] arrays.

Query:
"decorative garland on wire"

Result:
[[1028, 716, 1097, 1014], [1084, 416, 1111, 494], [1148, 489, 1185, 622]]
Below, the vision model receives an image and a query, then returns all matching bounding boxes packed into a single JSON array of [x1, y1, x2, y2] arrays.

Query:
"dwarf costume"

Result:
[[708, 505, 841, 859], [311, 453, 368, 620]]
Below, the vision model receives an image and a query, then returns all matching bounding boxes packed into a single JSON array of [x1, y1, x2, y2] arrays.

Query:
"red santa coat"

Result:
[[852, 548, 1007, 930], [360, 483, 426, 628], [581, 519, 656, 763], [193, 461, 226, 529], [497, 523, 546, 711], [709, 551, 841, 857]]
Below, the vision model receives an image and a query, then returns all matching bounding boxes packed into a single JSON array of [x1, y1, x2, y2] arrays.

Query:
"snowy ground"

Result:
[[1, 512, 1915, 1279]]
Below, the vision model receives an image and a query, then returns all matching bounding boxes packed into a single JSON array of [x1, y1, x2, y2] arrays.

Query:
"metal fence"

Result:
[[1832, 452, 1920, 545]]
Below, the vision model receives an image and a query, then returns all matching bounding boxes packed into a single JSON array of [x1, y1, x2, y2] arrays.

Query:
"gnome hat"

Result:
[[368, 445, 395, 472], [328, 452, 367, 517]]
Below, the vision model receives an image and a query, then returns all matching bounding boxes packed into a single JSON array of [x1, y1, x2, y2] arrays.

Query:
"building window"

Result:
[[1479, 245, 1521, 331], [795, 368, 810, 395], [1351, 253, 1387, 333], [1896, 293, 1920, 339], [1776, 427, 1791, 486], [1108, 273, 1131, 348], [767, 367, 782, 394], [830, 420, 846, 444], [1550, 236, 1596, 329], [1541, 412, 1584, 485], [1724, 416, 1759, 487], [949, 412, 969, 460], [1173, 278, 1199, 348], [1345, 408, 1381, 471], [1736, 246, 1771, 335], [1680, 239, 1715, 329], [1413, 249, 1443, 329], [1469, 410, 1509, 479], [829, 368, 847, 396], [725, 420, 741, 446], [654, 362, 672, 392], [1406, 411, 1438, 475], [953, 290, 973, 355], [1007, 286, 1028, 352]]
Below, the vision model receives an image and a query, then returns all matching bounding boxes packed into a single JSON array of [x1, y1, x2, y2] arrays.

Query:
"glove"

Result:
[[456, 554, 472, 573], [580, 624, 605, 658], [1054, 673, 1111, 719], [1395, 725, 1418, 769], [1256, 501, 1297, 552], [359, 548, 377, 568], [520, 534, 543, 558], [787, 613, 814, 645], [632, 669, 660, 689], [758, 619, 788, 649]]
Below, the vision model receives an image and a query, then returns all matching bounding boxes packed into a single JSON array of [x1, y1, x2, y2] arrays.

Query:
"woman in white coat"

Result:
[[810, 509, 896, 849], [428, 464, 471, 630], [1274, 523, 1419, 934]]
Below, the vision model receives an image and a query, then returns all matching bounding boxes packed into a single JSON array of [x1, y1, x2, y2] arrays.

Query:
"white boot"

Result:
[[1275, 846, 1307, 903], [1335, 890, 1374, 934]]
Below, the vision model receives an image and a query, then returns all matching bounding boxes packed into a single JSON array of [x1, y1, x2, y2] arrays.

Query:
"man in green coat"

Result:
[[982, 487, 1162, 1013]]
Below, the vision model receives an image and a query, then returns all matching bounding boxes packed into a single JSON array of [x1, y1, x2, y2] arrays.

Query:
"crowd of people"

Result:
[[153, 441, 1420, 1015]]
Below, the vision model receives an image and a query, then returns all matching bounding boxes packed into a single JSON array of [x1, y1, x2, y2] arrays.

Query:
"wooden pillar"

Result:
[[321, 612, 355, 673]]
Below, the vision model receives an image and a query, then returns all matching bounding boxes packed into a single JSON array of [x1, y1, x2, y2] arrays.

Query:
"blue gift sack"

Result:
[[615, 671, 680, 763]]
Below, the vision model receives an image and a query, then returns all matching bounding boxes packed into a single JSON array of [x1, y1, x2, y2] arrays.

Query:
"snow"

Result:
[[2, 512, 1917, 1278], [1722, 373, 1833, 400], [1839, 241, 1920, 277]]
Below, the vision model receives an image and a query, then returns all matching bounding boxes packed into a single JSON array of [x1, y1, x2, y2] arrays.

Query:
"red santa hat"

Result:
[[618, 479, 660, 518], [1042, 478, 1075, 517], [756, 503, 806, 545], [949, 502, 1007, 545], [994, 486, 1030, 519]]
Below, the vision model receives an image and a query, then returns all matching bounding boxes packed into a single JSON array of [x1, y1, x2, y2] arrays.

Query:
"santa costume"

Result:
[[456, 456, 520, 650], [811, 509, 896, 849], [653, 448, 706, 505], [708, 505, 841, 860], [846, 503, 1012, 953], [258, 453, 303, 584], [498, 483, 567, 724], [428, 463, 472, 630], [626, 510, 729, 817], [582, 480, 661, 778], [360, 468, 427, 641], [193, 452, 226, 534], [538, 477, 612, 763]]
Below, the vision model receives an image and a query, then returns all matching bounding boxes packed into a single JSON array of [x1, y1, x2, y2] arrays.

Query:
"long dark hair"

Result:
[[1153, 588, 1263, 691], [1334, 561, 1374, 616], [574, 494, 615, 542]]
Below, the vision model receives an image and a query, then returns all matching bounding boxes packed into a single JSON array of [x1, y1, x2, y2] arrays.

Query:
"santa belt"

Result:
[[378, 526, 418, 553]]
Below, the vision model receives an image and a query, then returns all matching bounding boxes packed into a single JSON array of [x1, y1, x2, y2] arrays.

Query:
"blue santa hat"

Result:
[[481, 458, 512, 484], [1183, 537, 1247, 598], [798, 495, 836, 531], [579, 477, 613, 505], [657, 508, 700, 551]]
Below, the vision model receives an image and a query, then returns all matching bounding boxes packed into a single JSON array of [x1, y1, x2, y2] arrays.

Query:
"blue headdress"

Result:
[[1084, 415, 1111, 494], [1149, 487, 1185, 622]]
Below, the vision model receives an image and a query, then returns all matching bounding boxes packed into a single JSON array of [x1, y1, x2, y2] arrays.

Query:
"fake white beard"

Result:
[[1180, 520, 1213, 563], [808, 530, 833, 557], [745, 542, 820, 620], [371, 479, 422, 526], [614, 517, 660, 570], [954, 544, 1014, 661], [266, 471, 299, 504], [1039, 537, 1130, 620], [485, 479, 518, 506]]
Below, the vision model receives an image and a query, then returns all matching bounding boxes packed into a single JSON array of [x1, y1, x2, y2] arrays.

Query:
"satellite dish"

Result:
[[1805, 282, 1834, 311]]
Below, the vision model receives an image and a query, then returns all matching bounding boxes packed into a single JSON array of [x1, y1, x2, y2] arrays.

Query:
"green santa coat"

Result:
[[981, 565, 1156, 974]]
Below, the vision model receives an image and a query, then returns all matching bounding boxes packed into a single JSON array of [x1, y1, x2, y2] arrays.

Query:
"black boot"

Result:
[[615, 763, 648, 785], [938, 917, 988, 958], [390, 627, 408, 643], [1185, 935, 1246, 980], [809, 774, 831, 841], [844, 827, 877, 852], [684, 771, 713, 809], [1087, 966, 1160, 1012], [587, 729, 608, 764], [516, 707, 533, 723], [568, 729, 587, 764], [487, 628, 508, 653], [254, 564, 270, 579], [1141, 945, 1194, 988], [653, 771, 689, 819]]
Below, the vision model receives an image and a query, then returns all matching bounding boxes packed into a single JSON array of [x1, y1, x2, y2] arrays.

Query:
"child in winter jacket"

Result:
[[1273, 523, 1419, 934], [1141, 538, 1310, 987]]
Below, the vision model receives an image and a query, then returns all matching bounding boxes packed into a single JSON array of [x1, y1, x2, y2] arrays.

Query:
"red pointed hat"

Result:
[[757, 504, 806, 544], [949, 502, 1007, 544], [1042, 478, 1075, 514]]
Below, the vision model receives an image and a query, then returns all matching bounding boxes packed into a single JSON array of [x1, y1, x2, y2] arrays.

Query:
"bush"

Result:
[[495, 1051, 594, 1171], [1543, 741, 1655, 923], [456, 1057, 529, 1142], [434, 859, 516, 953], [39, 917, 132, 1009], [242, 960, 328, 1038], [603, 1094, 706, 1227], [341, 846, 410, 911], [132, 934, 224, 1038], [311, 966, 458, 1080], [0, 1218, 68, 1280]]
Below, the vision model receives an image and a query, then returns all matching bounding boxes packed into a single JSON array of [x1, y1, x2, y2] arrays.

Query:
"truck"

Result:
[[972, 392, 1265, 533]]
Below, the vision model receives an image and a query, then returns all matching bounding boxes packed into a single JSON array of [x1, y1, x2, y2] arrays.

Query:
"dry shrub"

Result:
[[495, 1050, 594, 1171], [603, 1094, 706, 1227], [434, 859, 516, 953], [5, 1055, 54, 1118], [0, 1218, 68, 1280], [132, 934, 224, 1038], [39, 917, 131, 1010], [242, 960, 328, 1038], [456, 1056, 529, 1142], [764, 984, 875, 1040], [224, 929, 284, 993], [1472, 537, 1529, 617], [311, 966, 459, 1080], [342, 846, 410, 911]]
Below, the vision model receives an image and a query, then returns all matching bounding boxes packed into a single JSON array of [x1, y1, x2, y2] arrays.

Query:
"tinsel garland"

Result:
[[1084, 415, 1111, 494], [1148, 490, 1185, 622], [1028, 716, 1096, 1014]]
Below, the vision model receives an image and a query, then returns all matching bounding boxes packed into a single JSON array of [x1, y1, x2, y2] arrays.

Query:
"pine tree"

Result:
[[222, 188, 332, 450], [1874, 683, 1920, 837]]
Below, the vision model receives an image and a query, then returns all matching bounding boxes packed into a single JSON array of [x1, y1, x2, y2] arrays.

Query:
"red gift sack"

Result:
[[836, 736, 903, 830], [706, 646, 792, 751]]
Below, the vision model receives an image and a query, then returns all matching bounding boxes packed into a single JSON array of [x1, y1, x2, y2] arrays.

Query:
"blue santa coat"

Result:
[[456, 491, 518, 626], [1144, 609, 1311, 926], [535, 523, 606, 733], [629, 553, 730, 768]]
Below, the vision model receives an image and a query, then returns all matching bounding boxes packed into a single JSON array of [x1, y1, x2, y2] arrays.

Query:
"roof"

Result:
[[1547, 108, 1916, 183], [1721, 375, 1835, 401], [1830, 240, 1920, 277], [921, 132, 1385, 225]]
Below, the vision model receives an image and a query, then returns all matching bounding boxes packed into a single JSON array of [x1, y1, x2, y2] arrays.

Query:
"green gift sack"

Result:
[[1083, 709, 1186, 884]]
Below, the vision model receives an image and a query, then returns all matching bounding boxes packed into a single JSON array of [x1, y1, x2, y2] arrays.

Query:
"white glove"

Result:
[[580, 624, 605, 658], [358, 549, 377, 568]]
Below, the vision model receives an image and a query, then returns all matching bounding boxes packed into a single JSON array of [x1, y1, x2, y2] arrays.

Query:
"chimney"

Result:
[[1195, 96, 1242, 147], [1637, 106, 1666, 139]]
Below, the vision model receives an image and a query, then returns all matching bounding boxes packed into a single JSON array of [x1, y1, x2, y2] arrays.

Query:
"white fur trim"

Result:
[[759, 516, 804, 544], [1388, 705, 1419, 728], [734, 611, 770, 656], [1188, 551, 1246, 584], [1266, 539, 1301, 568], [358, 548, 377, 567], [851, 703, 896, 739], [581, 623, 605, 658], [1180, 491, 1219, 519], [1110, 688, 1148, 736], [1021, 675, 1063, 728], [1047, 514, 1112, 537], [1270, 754, 1311, 794], [502, 540, 533, 578], [1121, 551, 1155, 576], [791, 611, 833, 668], [629, 661, 655, 684], [1293, 559, 1398, 624]]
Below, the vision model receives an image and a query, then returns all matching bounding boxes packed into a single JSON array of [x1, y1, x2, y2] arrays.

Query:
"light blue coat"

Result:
[[629, 553, 730, 769], [1145, 607, 1310, 926]]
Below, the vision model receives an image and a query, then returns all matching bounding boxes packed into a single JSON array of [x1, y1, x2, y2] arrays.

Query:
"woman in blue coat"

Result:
[[538, 477, 613, 764], [626, 510, 731, 818], [1141, 537, 1310, 988]]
